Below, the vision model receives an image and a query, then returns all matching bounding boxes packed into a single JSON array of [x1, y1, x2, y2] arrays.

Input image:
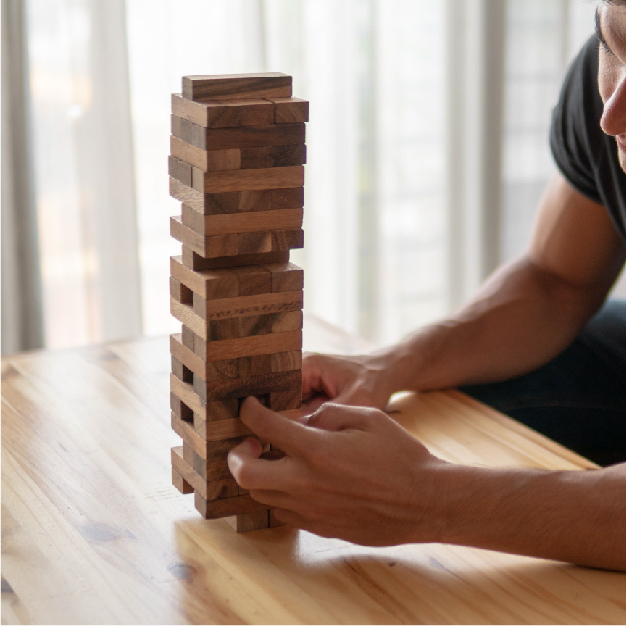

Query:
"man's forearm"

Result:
[[423, 462, 626, 571], [375, 254, 608, 394]]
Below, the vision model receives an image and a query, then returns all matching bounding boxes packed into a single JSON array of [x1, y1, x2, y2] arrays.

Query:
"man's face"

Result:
[[598, 4, 626, 173]]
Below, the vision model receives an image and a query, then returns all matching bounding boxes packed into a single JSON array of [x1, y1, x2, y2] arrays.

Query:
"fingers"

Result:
[[239, 397, 316, 457], [306, 402, 383, 432], [227, 438, 288, 491], [301, 353, 339, 401]]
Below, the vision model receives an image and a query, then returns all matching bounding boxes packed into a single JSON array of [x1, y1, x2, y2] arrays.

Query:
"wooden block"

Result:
[[270, 310, 303, 333], [270, 350, 302, 372], [229, 266, 271, 296], [171, 255, 238, 299], [262, 262, 304, 292], [171, 446, 239, 501], [192, 369, 301, 404], [199, 409, 300, 442], [168, 155, 193, 186], [172, 119, 305, 151], [170, 392, 193, 423], [191, 165, 304, 194], [171, 115, 206, 148], [177, 330, 302, 363], [266, 97, 309, 123], [194, 491, 269, 520], [238, 314, 274, 337], [183, 208, 303, 237], [170, 276, 193, 305], [171, 136, 241, 171], [239, 144, 306, 169], [182, 73, 292, 101], [172, 93, 274, 127], [172, 333, 240, 382], [182, 440, 195, 466], [270, 388, 302, 412], [238, 190, 272, 212], [184, 289, 303, 322], [206, 318, 240, 341], [238, 354, 272, 378], [172, 466, 194, 494], [182, 325, 195, 351], [170, 178, 239, 214], [171, 216, 239, 258], [224, 511, 270, 532], [271, 187, 304, 210], [171, 355, 193, 383], [271, 228, 304, 250], [181, 247, 289, 272]]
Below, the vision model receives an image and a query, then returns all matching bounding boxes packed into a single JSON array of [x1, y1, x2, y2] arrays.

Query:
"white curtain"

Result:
[[20, 0, 610, 354], [24, 0, 141, 350]]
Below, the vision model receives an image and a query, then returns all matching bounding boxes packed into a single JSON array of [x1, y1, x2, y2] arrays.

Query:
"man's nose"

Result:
[[601, 73, 626, 137]]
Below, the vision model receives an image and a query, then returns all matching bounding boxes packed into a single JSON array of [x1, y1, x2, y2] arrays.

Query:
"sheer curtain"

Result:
[[17, 0, 613, 354], [21, 0, 141, 350]]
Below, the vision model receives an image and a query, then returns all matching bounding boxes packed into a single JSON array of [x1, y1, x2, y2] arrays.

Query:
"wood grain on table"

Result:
[[2, 316, 625, 624]]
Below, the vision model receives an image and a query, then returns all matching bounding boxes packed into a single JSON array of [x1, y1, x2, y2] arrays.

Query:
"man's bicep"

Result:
[[528, 172, 626, 294]]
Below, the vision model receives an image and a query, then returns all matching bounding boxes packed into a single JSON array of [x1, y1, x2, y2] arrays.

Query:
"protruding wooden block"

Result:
[[224, 511, 270, 532], [172, 117, 305, 151], [182, 73, 292, 101], [266, 97, 309, 123], [172, 93, 274, 127], [191, 165, 304, 194], [182, 206, 303, 237], [172, 467, 194, 494]]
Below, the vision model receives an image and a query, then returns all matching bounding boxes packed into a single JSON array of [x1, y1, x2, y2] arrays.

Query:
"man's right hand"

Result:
[[301, 351, 396, 413]]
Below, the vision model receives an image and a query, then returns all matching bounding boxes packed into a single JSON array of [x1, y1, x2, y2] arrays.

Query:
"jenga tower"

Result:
[[168, 73, 307, 531]]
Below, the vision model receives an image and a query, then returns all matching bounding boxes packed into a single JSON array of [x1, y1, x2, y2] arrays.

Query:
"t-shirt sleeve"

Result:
[[549, 35, 603, 204]]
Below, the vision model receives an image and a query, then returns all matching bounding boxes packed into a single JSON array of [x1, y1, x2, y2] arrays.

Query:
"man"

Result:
[[228, 3, 626, 571]]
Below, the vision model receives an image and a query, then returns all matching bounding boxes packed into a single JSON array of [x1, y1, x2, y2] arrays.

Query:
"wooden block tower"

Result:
[[168, 73, 308, 532]]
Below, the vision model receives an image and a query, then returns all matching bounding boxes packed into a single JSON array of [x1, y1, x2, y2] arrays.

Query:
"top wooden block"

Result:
[[182, 73, 292, 102]]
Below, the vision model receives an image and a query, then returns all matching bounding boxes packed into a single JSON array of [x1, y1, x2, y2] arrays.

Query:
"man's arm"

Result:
[[229, 399, 626, 571], [303, 173, 626, 408]]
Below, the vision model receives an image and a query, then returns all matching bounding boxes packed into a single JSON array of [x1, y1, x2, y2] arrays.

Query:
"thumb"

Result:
[[239, 396, 315, 456]]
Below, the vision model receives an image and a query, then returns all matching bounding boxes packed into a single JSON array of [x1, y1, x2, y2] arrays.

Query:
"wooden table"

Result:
[[2, 316, 625, 624]]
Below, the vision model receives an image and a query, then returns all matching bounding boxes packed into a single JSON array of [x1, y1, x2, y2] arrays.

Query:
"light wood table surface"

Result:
[[2, 315, 625, 624]]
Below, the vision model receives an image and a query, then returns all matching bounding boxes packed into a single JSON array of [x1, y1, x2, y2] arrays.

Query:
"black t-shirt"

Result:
[[550, 34, 626, 242]]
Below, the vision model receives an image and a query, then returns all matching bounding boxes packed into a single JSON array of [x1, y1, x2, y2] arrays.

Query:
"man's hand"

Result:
[[227, 397, 445, 546], [301, 352, 396, 412]]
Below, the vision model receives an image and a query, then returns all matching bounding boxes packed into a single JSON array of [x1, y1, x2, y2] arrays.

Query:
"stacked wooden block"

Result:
[[168, 73, 307, 532]]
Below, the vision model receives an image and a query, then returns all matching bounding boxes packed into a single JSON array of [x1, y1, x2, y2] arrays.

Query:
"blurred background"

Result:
[[3, 0, 624, 356]]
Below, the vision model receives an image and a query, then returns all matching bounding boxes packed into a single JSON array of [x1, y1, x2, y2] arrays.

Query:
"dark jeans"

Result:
[[459, 300, 626, 467]]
